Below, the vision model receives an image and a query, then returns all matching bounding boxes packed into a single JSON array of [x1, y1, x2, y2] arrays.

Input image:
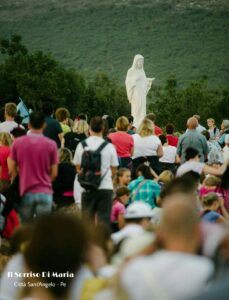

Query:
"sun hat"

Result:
[[125, 201, 154, 219]]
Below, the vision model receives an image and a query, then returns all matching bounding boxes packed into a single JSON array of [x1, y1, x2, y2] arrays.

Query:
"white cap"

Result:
[[125, 202, 154, 219], [225, 134, 229, 143]]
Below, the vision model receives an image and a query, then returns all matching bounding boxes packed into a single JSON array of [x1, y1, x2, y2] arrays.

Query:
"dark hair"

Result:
[[159, 134, 167, 145], [78, 113, 87, 121], [160, 176, 198, 200], [15, 114, 23, 125], [24, 214, 88, 299], [0, 107, 5, 122], [42, 102, 54, 116], [106, 116, 114, 129], [182, 171, 201, 183], [10, 127, 26, 138], [185, 147, 199, 161], [90, 116, 104, 133], [166, 123, 175, 134], [29, 111, 45, 129], [201, 130, 210, 141], [9, 224, 34, 255], [116, 186, 130, 197], [136, 163, 154, 180], [128, 115, 134, 123]]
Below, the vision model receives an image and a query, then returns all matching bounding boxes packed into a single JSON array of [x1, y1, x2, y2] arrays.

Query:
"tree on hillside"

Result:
[[0, 35, 86, 116], [0, 35, 130, 119], [149, 75, 228, 131]]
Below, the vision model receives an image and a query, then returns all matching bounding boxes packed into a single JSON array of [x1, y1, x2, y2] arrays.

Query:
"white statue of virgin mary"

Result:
[[125, 54, 155, 128]]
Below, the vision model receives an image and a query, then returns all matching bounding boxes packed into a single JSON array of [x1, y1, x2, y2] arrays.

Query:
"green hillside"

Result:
[[0, 0, 228, 87]]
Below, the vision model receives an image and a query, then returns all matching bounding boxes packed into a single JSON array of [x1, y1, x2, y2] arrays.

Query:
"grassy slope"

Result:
[[0, 0, 228, 87]]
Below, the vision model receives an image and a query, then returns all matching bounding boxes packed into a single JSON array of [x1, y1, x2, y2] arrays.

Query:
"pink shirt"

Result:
[[0, 145, 10, 180], [108, 132, 134, 157], [111, 200, 126, 223], [10, 134, 58, 196]]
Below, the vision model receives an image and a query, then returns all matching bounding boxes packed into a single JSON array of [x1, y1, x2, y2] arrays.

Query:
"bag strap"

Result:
[[132, 179, 147, 202], [81, 140, 88, 148], [81, 140, 108, 153], [96, 140, 109, 153]]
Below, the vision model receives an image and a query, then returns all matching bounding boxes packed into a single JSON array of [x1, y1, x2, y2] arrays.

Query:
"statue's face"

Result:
[[136, 58, 144, 69]]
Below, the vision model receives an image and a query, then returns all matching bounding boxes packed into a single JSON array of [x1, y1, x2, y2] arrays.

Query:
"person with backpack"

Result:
[[73, 116, 119, 226]]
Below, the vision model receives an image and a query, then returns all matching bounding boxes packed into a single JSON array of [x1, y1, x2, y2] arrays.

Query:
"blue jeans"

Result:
[[20, 193, 53, 223]]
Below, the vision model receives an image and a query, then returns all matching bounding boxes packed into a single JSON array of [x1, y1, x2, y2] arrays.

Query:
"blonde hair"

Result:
[[116, 116, 129, 131], [0, 132, 12, 146], [73, 120, 89, 136], [158, 171, 174, 185], [207, 118, 215, 124], [203, 176, 221, 187], [137, 119, 154, 137]]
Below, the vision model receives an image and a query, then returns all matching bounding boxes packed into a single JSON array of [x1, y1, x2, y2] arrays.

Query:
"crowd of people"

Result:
[[0, 101, 228, 300]]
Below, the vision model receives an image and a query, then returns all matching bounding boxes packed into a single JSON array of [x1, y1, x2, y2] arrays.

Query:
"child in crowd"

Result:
[[111, 186, 130, 232], [0, 133, 12, 192], [128, 164, 160, 208], [201, 192, 229, 224], [157, 170, 174, 189], [199, 175, 222, 198], [113, 168, 131, 191]]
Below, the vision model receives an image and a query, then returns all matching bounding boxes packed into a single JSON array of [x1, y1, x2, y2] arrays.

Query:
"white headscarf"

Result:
[[125, 54, 147, 103]]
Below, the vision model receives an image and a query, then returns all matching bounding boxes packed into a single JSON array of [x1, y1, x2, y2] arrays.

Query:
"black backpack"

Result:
[[78, 140, 109, 191], [64, 132, 82, 155]]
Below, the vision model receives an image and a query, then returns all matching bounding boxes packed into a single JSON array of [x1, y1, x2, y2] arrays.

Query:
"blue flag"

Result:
[[17, 98, 30, 124]]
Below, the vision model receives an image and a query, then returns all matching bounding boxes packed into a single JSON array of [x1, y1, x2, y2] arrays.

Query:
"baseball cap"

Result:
[[125, 202, 154, 219]]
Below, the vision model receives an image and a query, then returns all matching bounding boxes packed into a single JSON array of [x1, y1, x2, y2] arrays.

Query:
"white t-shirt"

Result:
[[111, 224, 145, 245], [159, 145, 177, 163], [121, 250, 214, 300], [176, 161, 205, 177], [223, 145, 229, 161], [0, 120, 19, 133], [73, 136, 119, 190], [133, 134, 161, 159]]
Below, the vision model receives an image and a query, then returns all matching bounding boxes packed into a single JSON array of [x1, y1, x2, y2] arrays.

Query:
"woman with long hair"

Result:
[[132, 118, 163, 176]]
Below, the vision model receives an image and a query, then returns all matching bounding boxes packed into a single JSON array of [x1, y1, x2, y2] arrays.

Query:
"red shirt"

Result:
[[166, 134, 179, 147], [0, 145, 10, 180], [108, 132, 134, 157], [154, 125, 163, 136]]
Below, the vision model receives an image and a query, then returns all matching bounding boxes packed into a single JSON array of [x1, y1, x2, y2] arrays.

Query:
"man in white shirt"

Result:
[[120, 194, 214, 300], [176, 147, 228, 177], [74, 116, 119, 226], [193, 114, 207, 133], [0, 102, 19, 133]]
